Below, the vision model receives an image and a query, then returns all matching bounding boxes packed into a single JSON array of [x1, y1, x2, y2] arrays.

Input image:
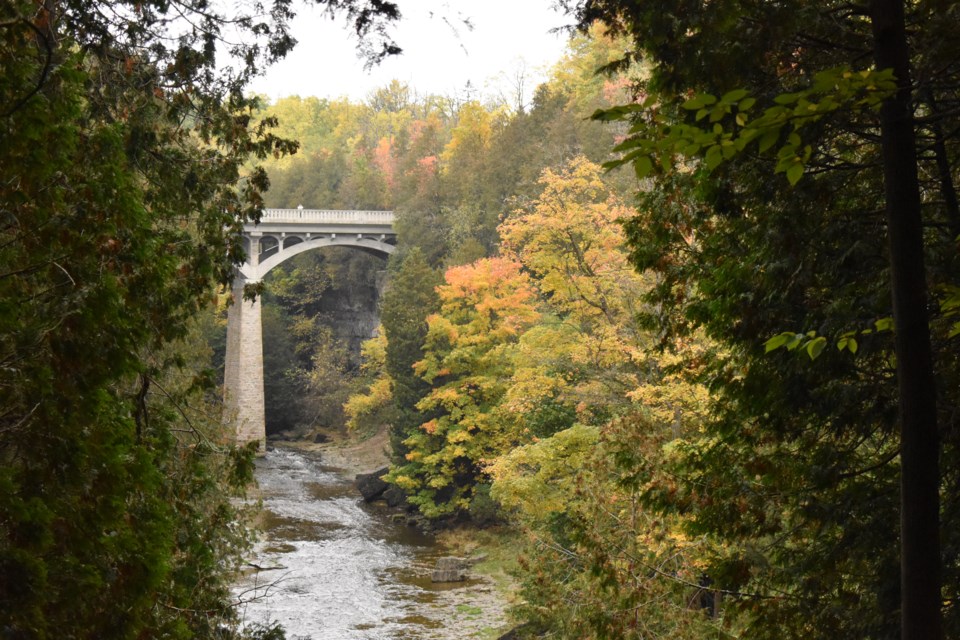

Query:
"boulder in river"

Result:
[[354, 467, 390, 501], [431, 556, 468, 583], [382, 485, 409, 509]]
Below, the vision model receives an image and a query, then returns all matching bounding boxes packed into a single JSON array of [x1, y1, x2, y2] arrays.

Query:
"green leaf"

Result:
[[837, 337, 858, 354], [590, 105, 641, 122], [777, 143, 798, 160], [705, 145, 723, 171], [939, 285, 960, 312], [721, 89, 749, 104], [785, 333, 804, 351], [758, 129, 780, 153], [633, 155, 654, 179], [774, 92, 799, 105], [590, 107, 617, 121], [874, 317, 894, 332], [785, 162, 804, 185], [683, 94, 717, 110], [659, 153, 673, 172], [613, 137, 642, 153], [764, 332, 794, 353], [806, 336, 827, 360]]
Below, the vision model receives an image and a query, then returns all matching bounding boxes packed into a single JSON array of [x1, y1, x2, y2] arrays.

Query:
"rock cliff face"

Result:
[[259, 247, 388, 436], [317, 259, 386, 365]]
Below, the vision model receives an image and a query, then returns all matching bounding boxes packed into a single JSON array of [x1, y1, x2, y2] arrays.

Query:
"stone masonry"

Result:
[[223, 275, 266, 448]]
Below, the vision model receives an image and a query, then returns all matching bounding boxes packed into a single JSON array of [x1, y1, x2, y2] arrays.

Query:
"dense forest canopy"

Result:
[[3, 0, 960, 638], [244, 24, 638, 438], [565, 1, 960, 638], [0, 0, 399, 636]]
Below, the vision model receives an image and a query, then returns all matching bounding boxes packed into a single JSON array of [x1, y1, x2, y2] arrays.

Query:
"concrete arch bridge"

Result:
[[223, 208, 396, 446]]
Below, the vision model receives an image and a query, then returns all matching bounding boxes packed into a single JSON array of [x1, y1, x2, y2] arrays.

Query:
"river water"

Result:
[[233, 447, 507, 640]]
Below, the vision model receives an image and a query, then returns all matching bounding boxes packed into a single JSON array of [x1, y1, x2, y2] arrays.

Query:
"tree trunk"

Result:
[[870, 1, 943, 638]]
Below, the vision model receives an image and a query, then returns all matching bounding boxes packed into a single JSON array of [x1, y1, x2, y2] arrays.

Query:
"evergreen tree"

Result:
[[0, 0, 400, 635], [380, 248, 441, 462]]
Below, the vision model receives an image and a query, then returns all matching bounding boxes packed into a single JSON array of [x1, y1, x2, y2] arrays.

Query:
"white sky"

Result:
[[248, 1, 574, 103]]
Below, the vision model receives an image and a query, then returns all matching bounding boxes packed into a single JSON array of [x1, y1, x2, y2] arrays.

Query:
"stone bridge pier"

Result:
[[222, 209, 396, 448]]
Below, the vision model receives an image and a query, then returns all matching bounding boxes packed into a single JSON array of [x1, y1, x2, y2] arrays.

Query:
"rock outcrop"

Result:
[[382, 485, 409, 509], [431, 556, 468, 583], [354, 466, 389, 502]]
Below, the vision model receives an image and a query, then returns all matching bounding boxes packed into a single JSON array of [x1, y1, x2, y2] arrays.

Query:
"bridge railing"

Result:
[[258, 209, 395, 225]]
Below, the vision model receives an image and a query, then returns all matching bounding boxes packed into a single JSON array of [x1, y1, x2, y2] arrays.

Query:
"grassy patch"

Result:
[[436, 526, 523, 595]]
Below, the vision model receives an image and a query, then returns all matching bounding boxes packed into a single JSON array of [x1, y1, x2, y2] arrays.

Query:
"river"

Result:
[[233, 446, 508, 640]]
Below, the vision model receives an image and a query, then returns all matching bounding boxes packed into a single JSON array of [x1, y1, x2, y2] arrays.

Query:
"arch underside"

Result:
[[239, 234, 396, 281]]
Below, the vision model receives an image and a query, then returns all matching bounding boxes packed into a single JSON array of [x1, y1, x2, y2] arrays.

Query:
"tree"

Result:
[[388, 257, 540, 518], [0, 50, 257, 636], [0, 0, 401, 634], [568, 0, 960, 637], [260, 248, 386, 437], [344, 332, 396, 435], [378, 248, 442, 460], [261, 304, 308, 434], [490, 415, 729, 640], [483, 158, 717, 637]]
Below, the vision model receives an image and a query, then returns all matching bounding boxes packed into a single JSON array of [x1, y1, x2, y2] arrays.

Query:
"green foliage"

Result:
[[566, 0, 960, 637], [596, 67, 897, 184], [261, 304, 309, 433], [763, 318, 895, 359], [489, 424, 599, 519], [344, 333, 397, 436], [0, 0, 348, 634], [491, 418, 734, 639], [379, 248, 442, 461], [466, 483, 502, 527], [259, 249, 385, 436]]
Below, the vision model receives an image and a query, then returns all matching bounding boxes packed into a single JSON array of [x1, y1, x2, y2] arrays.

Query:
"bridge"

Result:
[[223, 208, 397, 447]]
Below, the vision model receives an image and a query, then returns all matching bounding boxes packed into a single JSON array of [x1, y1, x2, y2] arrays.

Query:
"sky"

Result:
[[248, 1, 574, 104]]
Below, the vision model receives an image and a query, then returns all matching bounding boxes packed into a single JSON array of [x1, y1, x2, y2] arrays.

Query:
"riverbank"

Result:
[[275, 426, 391, 475]]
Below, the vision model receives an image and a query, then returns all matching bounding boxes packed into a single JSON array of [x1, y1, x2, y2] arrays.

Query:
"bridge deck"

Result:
[[249, 209, 394, 225]]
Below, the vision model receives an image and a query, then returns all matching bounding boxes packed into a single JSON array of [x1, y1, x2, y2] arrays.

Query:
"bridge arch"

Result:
[[239, 234, 396, 282], [223, 209, 397, 448]]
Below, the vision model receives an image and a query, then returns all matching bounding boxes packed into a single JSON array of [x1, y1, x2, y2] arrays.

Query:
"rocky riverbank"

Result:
[[259, 431, 519, 639], [275, 426, 392, 475]]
